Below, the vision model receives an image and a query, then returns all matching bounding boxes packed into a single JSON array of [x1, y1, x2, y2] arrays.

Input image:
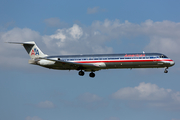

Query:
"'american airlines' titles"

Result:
[[124, 54, 145, 57]]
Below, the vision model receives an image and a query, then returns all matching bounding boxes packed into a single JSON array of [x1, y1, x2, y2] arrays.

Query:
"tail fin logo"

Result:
[[31, 48, 39, 56]]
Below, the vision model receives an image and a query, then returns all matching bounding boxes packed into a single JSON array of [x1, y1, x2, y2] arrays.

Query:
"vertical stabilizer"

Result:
[[8, 41, 47, 59]]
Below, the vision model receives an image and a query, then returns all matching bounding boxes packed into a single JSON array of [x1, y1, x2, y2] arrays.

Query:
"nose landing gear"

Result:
[[164, 67, 168, 73]]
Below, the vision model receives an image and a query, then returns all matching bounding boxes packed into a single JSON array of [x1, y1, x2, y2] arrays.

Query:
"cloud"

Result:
[[25, 116, 43, 120], [111, 82, 180, 110], [112, 82, 172, 101], [0, 28, 43, 69], [0, 23, 113, 70], [90, 19, 180, 67], [142, 20, 180, 62], [37, 100, 55, 109], [1, 28, 41, 42], [50, 24, 83, 40], [42, 23, 113, 55]]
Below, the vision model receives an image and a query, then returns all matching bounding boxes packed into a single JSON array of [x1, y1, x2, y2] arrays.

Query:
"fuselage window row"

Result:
[[60, 56, 163, 61]]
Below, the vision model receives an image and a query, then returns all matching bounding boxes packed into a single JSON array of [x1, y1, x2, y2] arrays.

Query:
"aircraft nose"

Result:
[[170, 60, 175, 66]]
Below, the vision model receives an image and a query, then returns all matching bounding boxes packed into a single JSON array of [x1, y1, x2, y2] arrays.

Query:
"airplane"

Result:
[[8, 41, 175, 78]]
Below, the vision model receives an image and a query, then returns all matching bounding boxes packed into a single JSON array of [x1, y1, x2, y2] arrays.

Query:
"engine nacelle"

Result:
[[37, 59, 55, 65]]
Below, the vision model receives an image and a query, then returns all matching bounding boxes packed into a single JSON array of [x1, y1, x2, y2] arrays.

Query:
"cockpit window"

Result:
[[160, 55, 168, 58]]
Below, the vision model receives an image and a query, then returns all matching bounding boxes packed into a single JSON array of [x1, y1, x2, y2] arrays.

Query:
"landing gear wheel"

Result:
[[164, 69, 168, 73], [89, 72, 95, 78], [164, 67, 168, 73], [79, 71, 85, 76]]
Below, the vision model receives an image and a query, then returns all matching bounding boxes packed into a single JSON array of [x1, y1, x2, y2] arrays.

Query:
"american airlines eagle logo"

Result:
[[31, 48, 39, 56]]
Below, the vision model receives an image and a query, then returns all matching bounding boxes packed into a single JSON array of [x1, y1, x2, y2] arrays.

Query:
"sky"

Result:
[[0, 0, 180, 120]]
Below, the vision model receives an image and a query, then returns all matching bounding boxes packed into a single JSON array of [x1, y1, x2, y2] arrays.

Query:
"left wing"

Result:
[[42, 58, 106, 71]]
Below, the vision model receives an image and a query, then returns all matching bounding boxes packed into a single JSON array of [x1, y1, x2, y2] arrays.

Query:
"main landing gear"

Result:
[[78, 70, 85, 76], [164, 67, 168, 73], [89, 72, 95, 78], [78, 70, 95, 78]]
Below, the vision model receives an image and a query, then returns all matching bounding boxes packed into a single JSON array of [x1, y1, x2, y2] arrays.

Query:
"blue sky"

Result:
[[1, 0, 180, 120]]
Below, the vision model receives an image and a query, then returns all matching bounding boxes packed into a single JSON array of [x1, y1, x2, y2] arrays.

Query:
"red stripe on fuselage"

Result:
[[74, 59, 173, 63]]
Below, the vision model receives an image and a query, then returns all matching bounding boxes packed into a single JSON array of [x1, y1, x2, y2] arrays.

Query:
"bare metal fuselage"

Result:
[[34, 53, 175, 71]]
